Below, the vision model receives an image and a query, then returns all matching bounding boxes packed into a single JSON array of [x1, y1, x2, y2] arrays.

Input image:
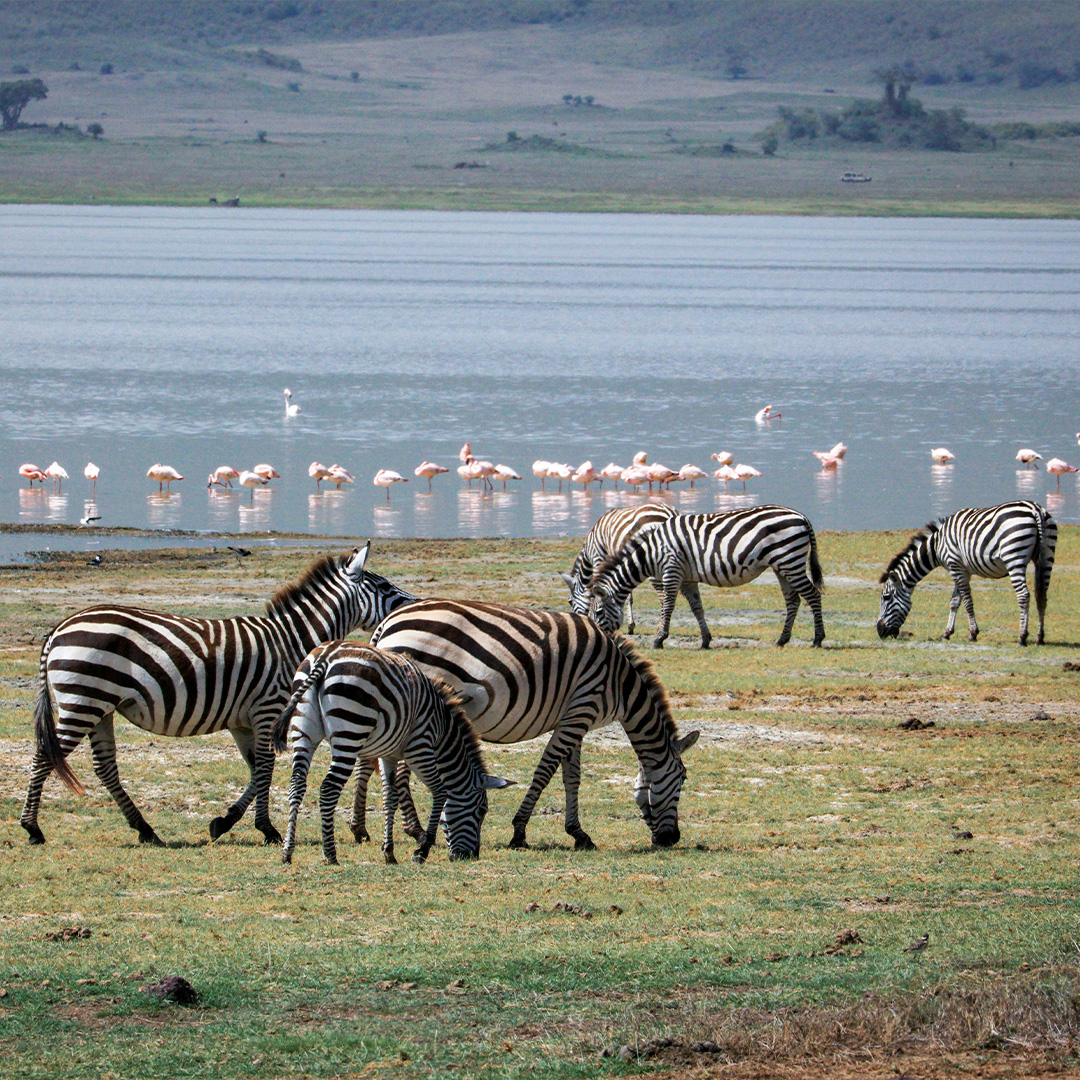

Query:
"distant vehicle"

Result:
[[840, 172, 872, 183]]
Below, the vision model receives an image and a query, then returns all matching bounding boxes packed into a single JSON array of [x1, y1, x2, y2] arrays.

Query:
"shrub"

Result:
[[86, 122, 103, 138], [100, 63, 113, 75]]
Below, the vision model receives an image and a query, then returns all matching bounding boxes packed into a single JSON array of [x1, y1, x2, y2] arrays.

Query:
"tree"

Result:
[[875, 65, 917, 115], [0, 78, 47, 130], [725, 45, 749, 80], [86, 122, 103, 139]]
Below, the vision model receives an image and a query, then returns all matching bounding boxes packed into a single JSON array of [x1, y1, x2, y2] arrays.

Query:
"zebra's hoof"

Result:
[[411, 849, 429, 865], [508, 834, 530, 850], [349, 825, 371, 844], [775, 636, 790, 648], [968, 632, 979, 642], [1019, 635, 1029, 647], [22, 823, 45, 845], [700, 641, 712, 650], [139, 828, 165, 847], [282, 850, 293, 865], [324, 854, 339, 866], [1037, 634, 1045, 645], [812, 638, 824, 648], [383, 851, 397, 866], [260, 827, 283, 846], [573, 835, 597, 851], [208, 816, 232, 841]]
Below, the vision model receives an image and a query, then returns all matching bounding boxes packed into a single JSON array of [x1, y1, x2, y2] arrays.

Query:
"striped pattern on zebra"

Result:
[[561, 504, 710, 639], [20, 544, 416, 847], [272, 641, 512, 865], [587, 506, 825, 649], [368, 600, 699, 850], [877, 500, 1056, 646]]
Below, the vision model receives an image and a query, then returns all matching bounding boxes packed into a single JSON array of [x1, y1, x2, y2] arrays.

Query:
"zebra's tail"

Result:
[[1034, 505, 1056, 610], [808, 525, 825, 593], [34, 632, 84, 795], [272, 643, 338, 754]]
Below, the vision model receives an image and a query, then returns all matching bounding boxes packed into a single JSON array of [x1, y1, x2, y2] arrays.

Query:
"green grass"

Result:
[[2, 530, 1080, 1076]]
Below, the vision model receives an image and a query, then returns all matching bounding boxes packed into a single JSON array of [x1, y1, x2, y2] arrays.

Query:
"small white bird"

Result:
[[79, 513, 101, 527], [237, 469, 268, 502], [283, 388, 301, 417], [83, 462, 100, 495], [374, 468, 408, 500], [1016, 448, 1042, 469], [146, 464, 183, 491], [930, 447, 955, 465], [1046, 457, 1079, 490], [45, 461, 69, 493]]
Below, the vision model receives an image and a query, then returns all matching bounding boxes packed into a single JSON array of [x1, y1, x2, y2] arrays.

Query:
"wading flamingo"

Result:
[[283, 388, 300, 417], [45, 462, 69, 493], [327, 464, 354, 490], [458, 442, 472, 463], [374, 469, 408, 501], [548, 462, 573, 492], [632, 450, 648, 466], [252, 464, 281, 481], [600, 462, 625, 488], [532, 460, 552, 490], [733, 463, 762, 491], [414, 461, 449, 491], [679, 464, 708, 488], [83, 462, 100, 495], [621, 464, 651, 491], [208, 465, 239, 489], [572, 461, 600, 490], [19, 464, 47, 488], [1046, 458, 1079, 490], [147, 464, 183, 491], [713, 464, 739, 487], [308, 461, 335, 491], [930, 448, 955, 465], [494, 464, 521, 490], [755, 404, 781, 423], [237, 469, 268, 502], [1016, 448, 1042, 469], [711, 451, 734, 467]]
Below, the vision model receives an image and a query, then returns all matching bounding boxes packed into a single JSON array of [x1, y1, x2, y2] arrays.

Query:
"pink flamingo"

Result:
[[572, 460, 600, 489], [83, 462, 100, 495], [327, 464, 354, 489], [457, 460, 482, 487], [733, 463, 762, 491], [415, 461, 450, 491], [374, 469, 408, 501], [1016, 448, 1042, 469], [283, 388, 300, 417], [253, 463, 281, 481], [621, 464, 651, 491], [679, 464, 708, 488], [147, 464, 183, 491], [1046, 458, 1078, 490], [458, 442, 472, 463], [309, 461, 335, 491], [648, 463, 680, 490], [494, 464, 520, 490], [237, 469, 268, 503], [713, 464, 739, 487], [599, 462, 625, 488], [19, 463, 48, 488], [45, 461, 69, 493], [711, 451, 734, 467], [930, 448, 955, 465], [208, 465, 239, 489], [632, 450, 648, 466], [755, 404, 781, 423], [532, 460, 552, 490]]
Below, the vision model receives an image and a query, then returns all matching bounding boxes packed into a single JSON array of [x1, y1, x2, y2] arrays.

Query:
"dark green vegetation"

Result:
[[2, 531, 1080, 1077], [1, 1, 1079, 214]]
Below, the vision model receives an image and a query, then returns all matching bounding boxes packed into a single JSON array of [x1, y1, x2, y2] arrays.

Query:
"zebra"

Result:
[[20, 544, 417, 847], [586, 506, 825, 649], [877, 501, 1056, 646], [366, 600, 699, 850], [272, 640, 513, 865], [560, 504, 711, 639]]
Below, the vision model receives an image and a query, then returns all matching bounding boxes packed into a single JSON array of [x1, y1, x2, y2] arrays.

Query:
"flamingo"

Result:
[[45, 461, 69, 493], [208, 465, 239, 489], [548, 462, 572, 492], [83, 462, 100, 495], [374, 468, 408, 501], [1016, 448, 1042, 469], [457, 460, 482, 487], [458, 442, 472, 464], [621, 464, 651, 490], [631, 450, 648, 466], [283, 388, 301, 417], [814, 453, 841, 470], [414, 461, 449, 491], [679, 464, 708, 488], [711, 451, 734, 467], [648, 462, 680, 490], [599, 462, 625, 488], [252, 463, 281, 481], [733, 463, 762, 491], [327, 464, 354, 490], [147, 464, 183, 491], [237, 469, 268, 503], [18, 463, 47, 488], [474, 459, 498, 492], [1046, 458, 1079, 490], [532, 460, 552, 490], [713, 464, 739, 487], [572, 460, 600, 489], [828, 441, 847, 460], [308, 461, 335, 491], [494, 464, 521, 490], [930, 448, 955, 465], [755, 404, 781, 423]]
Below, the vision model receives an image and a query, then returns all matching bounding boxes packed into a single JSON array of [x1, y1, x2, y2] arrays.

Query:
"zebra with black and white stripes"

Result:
[[877, 500, 1056, 645], [586, 506, 825, 648], [272, 640, 512, 865], [561, 504, 711, 639], [368, 600, 699, 850], [20, 544, 417, 847]]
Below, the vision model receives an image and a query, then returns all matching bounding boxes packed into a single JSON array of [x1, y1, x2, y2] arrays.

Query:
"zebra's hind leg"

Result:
[[319, 741, 358, 865], [378, 757, 401, 865], [560, 743, 595, 850], [210, 726, 260, 842], [89, 715, 163, 846], [680, 582, 712, 649], [775, 576, 801, 647], [651, 571, 682, 649], [349, 757, 376, 843], [282, 739, 313, 864], [510, 725, 587, 849], [21, 714, 93, 845], [1009, 566, 1032, 646]]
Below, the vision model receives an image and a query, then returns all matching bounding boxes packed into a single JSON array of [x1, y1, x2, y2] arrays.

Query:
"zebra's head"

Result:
[[441, 771, 515, 860], [559, 571, 592, 618], [633, 729, 700, 847], [587, 581, 623, 634], [877, 575, 913, 638]]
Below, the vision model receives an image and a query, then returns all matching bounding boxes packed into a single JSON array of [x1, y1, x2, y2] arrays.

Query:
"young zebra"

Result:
[[20, 544, 417, 847], [877, 500, 1056, 646], [587, 506, 825, 649], [560, 504, 711, 638], [273, 641, 512, 865], [367, 600, 699, 850]]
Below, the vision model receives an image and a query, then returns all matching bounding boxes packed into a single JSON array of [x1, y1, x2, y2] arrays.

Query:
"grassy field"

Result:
[[2, 530, 1080, 1078]]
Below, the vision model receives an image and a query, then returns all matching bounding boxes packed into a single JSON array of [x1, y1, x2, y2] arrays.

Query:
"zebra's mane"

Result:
[[265, 553, 347, 617], [613, 635, 679, 741], [880, 521, 940, 583], [429, 676, 487, 770]]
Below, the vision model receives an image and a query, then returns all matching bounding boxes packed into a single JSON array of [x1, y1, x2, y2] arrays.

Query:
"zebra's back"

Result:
[[938, 501, 1056, 578]]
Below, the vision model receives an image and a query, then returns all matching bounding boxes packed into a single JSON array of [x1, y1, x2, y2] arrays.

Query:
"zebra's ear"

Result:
[[477, 773, 516, 790], [558, 572, 575, 588], [676, 729, 700, 755], [346, 543, 371, 577]]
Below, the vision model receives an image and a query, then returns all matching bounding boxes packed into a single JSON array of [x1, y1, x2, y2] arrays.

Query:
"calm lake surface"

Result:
[[2, 205, 1078, 560]]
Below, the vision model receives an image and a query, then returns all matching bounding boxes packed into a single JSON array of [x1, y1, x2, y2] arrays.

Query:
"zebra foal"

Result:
[[877, 500, 1056, 645], [273, 641, 512, 865], [20, 544, 414, 847], [587, 506, 825, 648]]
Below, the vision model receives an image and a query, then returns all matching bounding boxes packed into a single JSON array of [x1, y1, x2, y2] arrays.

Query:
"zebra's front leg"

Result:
[[281, 740, 314, 865], [775, 576, 800, 647], [393, 761, 426, 842], [952, 572, 978, 642], [652, 570, 682, 649], [1009, 567, 1032, 646], [89, 715, 164, 846], [319, 741, 358, 865], [403, 749, 446, 863], [942, 584, 961, 640], [21, 716, 94, 845], [349, 757, 376, 843], [210, 726, 259, 841], [681, 582, 712, 649], [560, 742, 595, 850], [379, 757, 401, 865], [510, 726, 586, 849], [251, 719, 282, 844]]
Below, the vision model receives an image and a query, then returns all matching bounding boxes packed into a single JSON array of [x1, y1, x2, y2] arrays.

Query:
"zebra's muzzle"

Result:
[[876, 619, 898, 639]]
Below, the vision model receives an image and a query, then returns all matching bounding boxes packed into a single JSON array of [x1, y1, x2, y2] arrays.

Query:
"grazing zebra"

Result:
[[272, 641, 512, 865], [560, 504, 709, 639], [367, 600, 699, 850], [877, 501, 1056, 646], [587, 506, 825, 649], [20, 545, 417, 847]]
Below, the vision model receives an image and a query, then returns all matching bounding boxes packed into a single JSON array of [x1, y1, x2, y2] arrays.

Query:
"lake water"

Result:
[[2, 205, 1078, 560]]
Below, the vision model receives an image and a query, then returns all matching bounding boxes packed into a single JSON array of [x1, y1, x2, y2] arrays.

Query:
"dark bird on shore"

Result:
[[87, 555, 102, 566], [80, 514, 101, 527], [904, 932, 929, 953], [227, 545, 252, 566]]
